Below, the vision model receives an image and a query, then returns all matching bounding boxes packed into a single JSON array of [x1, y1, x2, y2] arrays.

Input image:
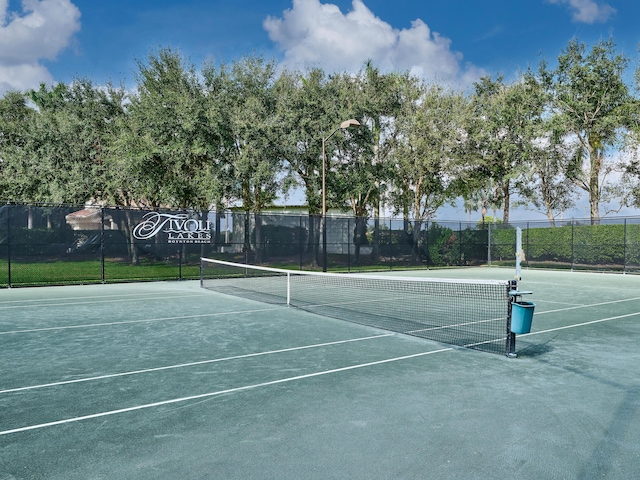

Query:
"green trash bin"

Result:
[[511, 301, 535, 334]]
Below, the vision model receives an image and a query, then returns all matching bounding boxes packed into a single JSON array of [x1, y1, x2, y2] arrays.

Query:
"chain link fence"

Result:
[[1, 203, 639, 287]]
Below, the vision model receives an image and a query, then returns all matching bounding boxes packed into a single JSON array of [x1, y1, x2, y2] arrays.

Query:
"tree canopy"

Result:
[[1, 39, 640, 225]]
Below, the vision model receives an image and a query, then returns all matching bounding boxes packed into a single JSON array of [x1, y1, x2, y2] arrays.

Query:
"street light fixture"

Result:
[[321, 118, 360, 272]]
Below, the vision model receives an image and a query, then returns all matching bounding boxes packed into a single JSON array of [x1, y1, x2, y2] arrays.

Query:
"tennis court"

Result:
[[1, 266, 639, 479]]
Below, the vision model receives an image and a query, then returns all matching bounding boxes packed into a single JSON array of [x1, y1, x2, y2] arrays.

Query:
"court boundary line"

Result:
[[0, 293, 206, 311], [0, 333, 394, 394], [4, 307, 638, 436], [0, 346, 453, 437], [0, 306, 284, 335], [0, 290, 199, 306], [519, 310, 640, 337], [529, 295, 640, 316]]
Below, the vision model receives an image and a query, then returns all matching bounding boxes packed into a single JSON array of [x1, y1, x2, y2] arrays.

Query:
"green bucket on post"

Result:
[[511, 301, 535, 334]]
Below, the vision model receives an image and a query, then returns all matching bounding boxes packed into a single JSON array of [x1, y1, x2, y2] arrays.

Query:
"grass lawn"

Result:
[[0, 259, 200, 287]]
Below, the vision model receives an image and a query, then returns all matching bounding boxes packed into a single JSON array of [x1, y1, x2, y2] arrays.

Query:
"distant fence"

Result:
[[1, 203, 640, 287], [489, 217, 640, 273]]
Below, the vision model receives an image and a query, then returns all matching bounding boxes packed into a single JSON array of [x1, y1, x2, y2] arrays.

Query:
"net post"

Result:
[[286, 272, 291, 305], [506, 279, 518, 358], [199, 258, 203, 288]]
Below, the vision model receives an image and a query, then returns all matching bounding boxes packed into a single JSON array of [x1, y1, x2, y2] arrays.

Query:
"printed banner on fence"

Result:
[[132, 212, 212, 244]]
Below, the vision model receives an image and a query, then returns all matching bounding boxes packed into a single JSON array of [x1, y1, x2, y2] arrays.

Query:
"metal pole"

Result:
[[487, 222, 491, 266], [347, 217, 351, 273], [299, 215, 303, 271], [459, 221, 462, 266], [571, 220, 575, 271], [507, 279, 518, 358], [7, 205, 11, 288], [320, 119, 360, 272], [322, 137, 327, 272], [623, 218, 627, 274], [100, 207, 105, 284]]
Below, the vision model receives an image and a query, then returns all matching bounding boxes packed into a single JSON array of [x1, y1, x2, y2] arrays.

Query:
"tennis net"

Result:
[[200, 258, 513, 355]]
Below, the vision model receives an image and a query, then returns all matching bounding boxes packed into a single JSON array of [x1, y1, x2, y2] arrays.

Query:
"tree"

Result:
[[278, 68, 329, 215], [276, 67, 336, 263], [1, 81, 126, 204], [516, 118, 577, 225], [107, 48, 217, 265], [110, 48, 213, 210], [535, 38, 633, 224], [359, 62, 414, 260], [391, 82, 469, 260], [322, 64, 419, 264], [620, 53, 640, 207], [324, 69, 375, 264], [0, 91, 35, 200], [224, 56, 288, 262], [465, 75, 544, 224], [200, 60, 237, 212], [463, 178, 501, 227]]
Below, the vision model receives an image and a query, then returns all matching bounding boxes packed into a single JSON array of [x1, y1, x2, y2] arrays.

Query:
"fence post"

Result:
[[459, 221, 463, 266], [623, 218, 627, 274], [347, 217, 351, 273], [487, 222, 492, 266], [244, 211, 250, 264], [7, 204, 11, 288], [299, 215, 303, 270], [100, 207, 106, 284], [571, 220, 575, 271], [425, 220, 429, 268], [388, 216, 392, 271]]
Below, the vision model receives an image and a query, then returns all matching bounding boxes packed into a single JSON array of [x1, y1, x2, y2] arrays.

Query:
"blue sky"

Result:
[[1, 0, 639, 219], [1, 0, 638, 94]]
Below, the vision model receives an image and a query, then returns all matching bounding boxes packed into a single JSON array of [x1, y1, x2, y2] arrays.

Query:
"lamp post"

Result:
[[322, 118, 360, 272]]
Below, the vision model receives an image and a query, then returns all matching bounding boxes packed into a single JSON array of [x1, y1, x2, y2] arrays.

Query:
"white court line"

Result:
[[0, 306, 283, 335], [5, 303, 637, 436], [0, 334, 394, 394], [522, 276, 640, 291], [0, 290, 196, 306], [0, 293, 206, 311], [530, 295, 640, 316], [0, 346, 453, 437], [519, 311, 640, 337]]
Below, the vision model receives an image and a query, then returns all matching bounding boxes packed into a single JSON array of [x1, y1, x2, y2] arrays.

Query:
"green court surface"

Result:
[[1, 268, 639, 479]]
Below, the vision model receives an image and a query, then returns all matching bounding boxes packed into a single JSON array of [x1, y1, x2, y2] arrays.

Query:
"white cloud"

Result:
[[263, 0, 483, 87], [548, 0, 616, 24], [0, 0, 81, 93], [0, 62, 53, 94]]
